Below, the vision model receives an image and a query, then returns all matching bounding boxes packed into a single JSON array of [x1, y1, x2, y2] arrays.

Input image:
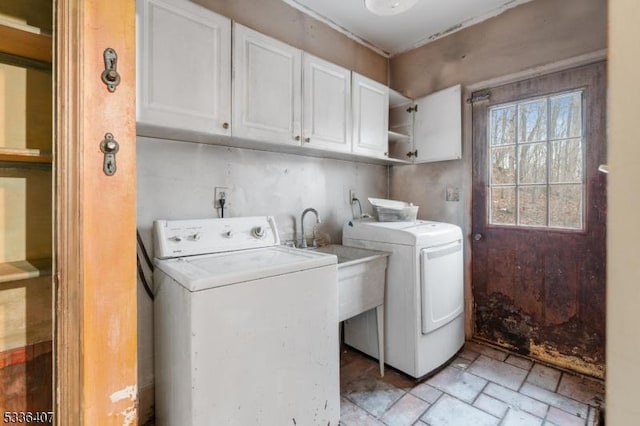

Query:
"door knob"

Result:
[[473, 233, 483, 241]]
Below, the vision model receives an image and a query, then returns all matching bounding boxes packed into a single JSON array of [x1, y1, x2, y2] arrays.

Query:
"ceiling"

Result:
[[283, 0, 534, 57]]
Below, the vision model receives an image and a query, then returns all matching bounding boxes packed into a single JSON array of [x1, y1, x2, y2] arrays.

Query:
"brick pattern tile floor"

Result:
[[339, 341, 604, 426]]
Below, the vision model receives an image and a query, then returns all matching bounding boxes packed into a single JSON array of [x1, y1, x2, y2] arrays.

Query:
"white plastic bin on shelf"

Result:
[[368, 198, 419, 222]]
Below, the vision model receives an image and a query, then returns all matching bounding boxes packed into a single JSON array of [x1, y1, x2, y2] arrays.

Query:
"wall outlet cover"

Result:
[[446, 186, 460, 202], [215, 186, 230, 208]]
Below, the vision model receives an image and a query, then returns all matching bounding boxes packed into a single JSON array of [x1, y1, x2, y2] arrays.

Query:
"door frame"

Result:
[[459, 51, 606, 338], [55, 0, 137, 424]]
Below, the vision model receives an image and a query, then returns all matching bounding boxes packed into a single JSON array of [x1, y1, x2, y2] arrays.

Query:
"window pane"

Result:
[[518, 143, 547, 184], [518, 186, 547, 226], [550, 92, 582, 139], [487, 90, 584, 230], [491, 146, 516, 184], [550, 139, 583, 183], [518, 99, 547, 143], [490, 106, 516, 146], [549, 184, 583, 229], [490, 187, 516, 225]]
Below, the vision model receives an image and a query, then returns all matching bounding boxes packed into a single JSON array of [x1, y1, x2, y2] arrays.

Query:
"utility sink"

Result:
[[309, 244, 389, 376], [313, 244, 389, 322]]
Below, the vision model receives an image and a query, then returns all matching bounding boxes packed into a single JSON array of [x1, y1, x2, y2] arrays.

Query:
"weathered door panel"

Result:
[[472, 62, 606, 378]]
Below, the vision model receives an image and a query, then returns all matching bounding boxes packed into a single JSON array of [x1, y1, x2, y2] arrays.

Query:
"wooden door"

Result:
[[232, 23, 302, 145], [302, 53, 352, 152], [351, 72, 388, 158], [56, 0, 138, 424], [471, 62, 606, 378], [137, 0, 231, 135]]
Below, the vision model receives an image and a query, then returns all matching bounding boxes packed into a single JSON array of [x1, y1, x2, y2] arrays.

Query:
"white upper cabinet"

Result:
[[413, 84, 462, 162], [137, 0, 231, 135], [389, 84, 462, 163], [233, 24, 302, 145], [351, 73, 389, 158], [302, 54, 352, 152]]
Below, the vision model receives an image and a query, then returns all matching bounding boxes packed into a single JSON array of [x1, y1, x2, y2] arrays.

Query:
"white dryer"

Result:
[[342, 219, 464, 379], [153, 216, 339, 426]]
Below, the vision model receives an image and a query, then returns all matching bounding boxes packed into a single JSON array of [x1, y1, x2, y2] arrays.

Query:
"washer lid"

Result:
[[343, 219, 462, 246], [155, 246, 336, 292]]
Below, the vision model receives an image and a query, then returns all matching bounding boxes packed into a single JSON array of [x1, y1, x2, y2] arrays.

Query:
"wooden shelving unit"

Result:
[[0, 21, 54, 281]]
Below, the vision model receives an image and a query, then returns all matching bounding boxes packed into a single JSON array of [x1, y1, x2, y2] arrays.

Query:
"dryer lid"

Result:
[[343, 219, 462, 246]]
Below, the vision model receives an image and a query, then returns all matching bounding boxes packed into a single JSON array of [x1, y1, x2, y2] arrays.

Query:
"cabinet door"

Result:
[[137, 0, 231, 135], [233, 24, 302, 145], [351, 73, 389, 158], [413, 84, 462, 163], [302, 54, 351, 152]]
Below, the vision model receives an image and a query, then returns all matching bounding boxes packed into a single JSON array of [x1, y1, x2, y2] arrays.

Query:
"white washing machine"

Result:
[[342, 219, 464, 379], [153, 216, 339, 426]]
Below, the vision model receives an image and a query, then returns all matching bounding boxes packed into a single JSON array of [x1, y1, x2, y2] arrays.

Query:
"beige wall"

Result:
[[388, 0, 607, 337], [193, 0, 387, 84], [390, 0, 606, 98], [606, 0, 640, 423]]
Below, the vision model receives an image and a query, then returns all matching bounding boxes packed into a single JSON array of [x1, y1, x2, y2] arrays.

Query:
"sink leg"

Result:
[[376, 305, 384, 377]]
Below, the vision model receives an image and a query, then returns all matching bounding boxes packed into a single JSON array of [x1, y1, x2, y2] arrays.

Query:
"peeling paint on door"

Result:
[[109, 384, 138, 425]]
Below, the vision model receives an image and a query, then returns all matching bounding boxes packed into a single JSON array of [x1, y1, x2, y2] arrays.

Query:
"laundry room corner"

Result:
[[135, 136, 389, 421]]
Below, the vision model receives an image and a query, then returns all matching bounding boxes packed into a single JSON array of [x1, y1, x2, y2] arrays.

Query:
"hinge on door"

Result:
[[467, 91, 491, 104], [406, 105, 418, 113]]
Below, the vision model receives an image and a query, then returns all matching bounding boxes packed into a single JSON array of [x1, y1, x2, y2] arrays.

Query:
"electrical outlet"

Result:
[[349, 189, 357, 205], [215, 186, 230, 208], [445, 186, 460, 202]]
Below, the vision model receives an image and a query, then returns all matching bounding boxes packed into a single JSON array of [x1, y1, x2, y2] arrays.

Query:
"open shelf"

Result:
[[0, 148, 53, 164], [388, 130, 410, 144], [0, 24, 52, 64], [0, 258, 52, 284]]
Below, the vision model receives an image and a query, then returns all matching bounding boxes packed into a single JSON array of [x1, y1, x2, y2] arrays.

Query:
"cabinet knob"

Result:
[[294, 135, 301, 141], [304, 137, 310, 143], [222, 122, 229, 129]]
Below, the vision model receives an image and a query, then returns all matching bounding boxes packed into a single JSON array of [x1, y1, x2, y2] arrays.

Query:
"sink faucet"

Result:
[[300, 207, 321, 248]]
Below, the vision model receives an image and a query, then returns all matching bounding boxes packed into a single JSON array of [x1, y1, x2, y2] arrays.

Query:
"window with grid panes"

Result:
[[488, 90, 584, 229]]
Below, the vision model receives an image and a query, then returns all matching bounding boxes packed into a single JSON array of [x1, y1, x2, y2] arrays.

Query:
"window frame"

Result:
[[486, 88, 587, 231]]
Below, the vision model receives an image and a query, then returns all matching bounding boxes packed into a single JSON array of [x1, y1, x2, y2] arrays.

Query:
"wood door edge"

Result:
[[55, 0, 83, 423]]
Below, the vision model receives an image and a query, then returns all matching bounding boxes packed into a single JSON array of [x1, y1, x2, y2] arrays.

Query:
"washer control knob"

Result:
[[252, 226, 266, 239], [170, 235, 183, 242], [223, 230, 233, 238]]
